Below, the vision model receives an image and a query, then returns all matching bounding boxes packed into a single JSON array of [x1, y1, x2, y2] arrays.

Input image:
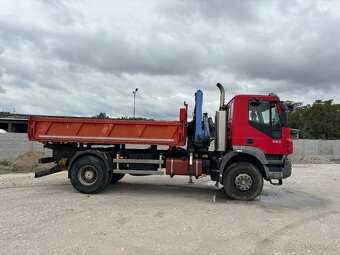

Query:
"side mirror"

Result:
[[287, 104, 294, 112], [279, 103, 288, 127], [282, 102, 294, 112], [280, 102, 287, 111], [280, 112, 288, 127]]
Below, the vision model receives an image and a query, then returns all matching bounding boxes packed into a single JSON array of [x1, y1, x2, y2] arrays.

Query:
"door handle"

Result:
[[246, 138, 254, 144]]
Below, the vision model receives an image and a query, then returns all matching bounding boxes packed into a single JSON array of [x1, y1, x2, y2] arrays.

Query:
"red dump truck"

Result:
[[28, 83, 293, 200]]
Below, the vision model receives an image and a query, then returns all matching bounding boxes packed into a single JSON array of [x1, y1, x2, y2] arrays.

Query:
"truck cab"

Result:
[[211, 84, 293, 200], [228, 95, 292, 156]]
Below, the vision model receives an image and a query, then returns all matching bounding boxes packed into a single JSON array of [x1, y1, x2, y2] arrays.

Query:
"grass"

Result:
[[0, 159, 13, 174], [0, 159, 12, 167]]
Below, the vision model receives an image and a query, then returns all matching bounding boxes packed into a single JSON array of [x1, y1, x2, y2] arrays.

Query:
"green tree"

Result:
[[288, 100, 340, 139], [93, 112, 109, 119], [0, 111, 11, 116]]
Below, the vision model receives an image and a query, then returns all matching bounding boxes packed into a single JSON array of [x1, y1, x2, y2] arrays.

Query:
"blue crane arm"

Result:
[[194, 90, 211, 146]]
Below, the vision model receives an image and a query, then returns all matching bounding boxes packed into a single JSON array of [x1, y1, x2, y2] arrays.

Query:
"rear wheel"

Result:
[[110, 173, 125, 184], [223, 162, 263, 201], [70, 156, 110, 194]]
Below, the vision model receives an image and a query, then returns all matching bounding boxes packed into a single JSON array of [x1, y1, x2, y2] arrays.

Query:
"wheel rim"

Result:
[[78, 165, 98, 186], [234, 173, 253, 191]]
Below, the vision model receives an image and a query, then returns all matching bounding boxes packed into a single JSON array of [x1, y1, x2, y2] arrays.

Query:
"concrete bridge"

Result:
[[0, 114, 28, 133]]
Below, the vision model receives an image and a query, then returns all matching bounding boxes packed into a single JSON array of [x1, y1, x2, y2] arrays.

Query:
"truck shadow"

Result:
[[104, 180, 224, 203]]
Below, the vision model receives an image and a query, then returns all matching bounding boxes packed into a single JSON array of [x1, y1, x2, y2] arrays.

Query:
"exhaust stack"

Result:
[[216, 83, 225, 110], [215, 83, 227, 152]]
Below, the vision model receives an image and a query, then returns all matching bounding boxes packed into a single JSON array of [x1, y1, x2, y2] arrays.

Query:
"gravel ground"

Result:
[[0, 164, 339, 255]]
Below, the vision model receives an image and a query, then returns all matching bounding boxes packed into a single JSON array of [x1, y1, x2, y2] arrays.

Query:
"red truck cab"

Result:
[[227, 94, 293, 155], [211, 89, 293, 200]]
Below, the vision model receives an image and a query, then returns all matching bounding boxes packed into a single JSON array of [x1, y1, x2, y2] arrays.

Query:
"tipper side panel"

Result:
[[28, 105, 188, 146]]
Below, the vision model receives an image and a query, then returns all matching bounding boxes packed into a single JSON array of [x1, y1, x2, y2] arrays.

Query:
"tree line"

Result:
[[288, 100, 340, 139], [92, 112, 152, 120], [0, 111, 11, 116]]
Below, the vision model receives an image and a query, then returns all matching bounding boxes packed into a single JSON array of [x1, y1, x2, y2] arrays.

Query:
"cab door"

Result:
[[246, 100, 284, 154]]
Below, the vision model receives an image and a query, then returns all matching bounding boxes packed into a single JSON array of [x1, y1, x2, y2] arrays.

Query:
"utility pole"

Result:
[[133, 88, 138, 118]]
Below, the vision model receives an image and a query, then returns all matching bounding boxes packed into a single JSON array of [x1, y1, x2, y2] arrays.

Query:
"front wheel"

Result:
[[223, 162, 263, 201], [70, 156, 110, 194]]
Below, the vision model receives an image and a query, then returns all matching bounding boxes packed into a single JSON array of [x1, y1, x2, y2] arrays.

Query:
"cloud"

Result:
[[0, 0, 339, 119], [40, 0, 84, 26]]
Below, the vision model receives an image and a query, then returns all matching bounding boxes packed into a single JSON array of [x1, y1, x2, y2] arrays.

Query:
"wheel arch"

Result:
[[219, 152, 268, 181], [68, 150, 113, 177]]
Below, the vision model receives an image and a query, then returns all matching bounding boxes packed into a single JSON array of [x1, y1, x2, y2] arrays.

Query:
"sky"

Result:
[[0, 0, 340, 120]]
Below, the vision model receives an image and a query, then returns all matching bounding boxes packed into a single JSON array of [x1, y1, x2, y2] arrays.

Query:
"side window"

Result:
[[249, 100, 281, 138]]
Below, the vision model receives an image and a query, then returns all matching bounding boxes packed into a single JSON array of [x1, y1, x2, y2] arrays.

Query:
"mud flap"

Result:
[[35, 165, 62, 178]]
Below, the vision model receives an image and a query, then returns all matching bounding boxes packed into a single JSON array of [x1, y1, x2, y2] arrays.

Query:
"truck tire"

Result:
[[223, 162, 263, 201], [110, 173, 125, 184], [70, 156, 110, 194]]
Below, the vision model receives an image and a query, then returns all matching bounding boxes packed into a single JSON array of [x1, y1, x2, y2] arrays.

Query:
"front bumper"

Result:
[[282, 160, 292, 178], [265, 159, 292, 179]]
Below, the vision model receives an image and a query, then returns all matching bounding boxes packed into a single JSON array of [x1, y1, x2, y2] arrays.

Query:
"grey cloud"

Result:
[[0, 58, 36, 85], [0, 69, 4, 92], [49, 30, 207, 76], [40, 0, 84, 26], [2, 1, 338, 88], [224, 23, 340, 88], [194, 0, 264, 23], [158, 0, 340, 90], [0, 18, 204, 76], [0, 69, 6, 93], [0, 20, 47, 50], [159, 0, 265, 24]]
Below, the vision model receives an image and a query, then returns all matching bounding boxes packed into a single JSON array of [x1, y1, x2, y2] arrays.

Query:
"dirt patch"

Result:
[[302, 155, 334, 164], [0, 152, 54, 173]]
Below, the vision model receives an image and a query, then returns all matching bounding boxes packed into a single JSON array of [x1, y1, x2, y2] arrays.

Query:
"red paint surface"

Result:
[[165, 158, 202, 177], [28, 104, 188, 147], [227, 95, 293, 155]]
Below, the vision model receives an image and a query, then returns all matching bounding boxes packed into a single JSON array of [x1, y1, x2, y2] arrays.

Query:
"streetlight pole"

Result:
[[133, 88, 138, 118]]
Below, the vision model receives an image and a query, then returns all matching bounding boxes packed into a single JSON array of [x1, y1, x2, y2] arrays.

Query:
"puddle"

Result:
[[257, 186, 330, 210]]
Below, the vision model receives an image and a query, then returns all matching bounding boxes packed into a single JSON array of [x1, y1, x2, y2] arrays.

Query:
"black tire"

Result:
[[110, 173, 125, 184], [223, 162, 263, 201], [70, 156, 110, 194]]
